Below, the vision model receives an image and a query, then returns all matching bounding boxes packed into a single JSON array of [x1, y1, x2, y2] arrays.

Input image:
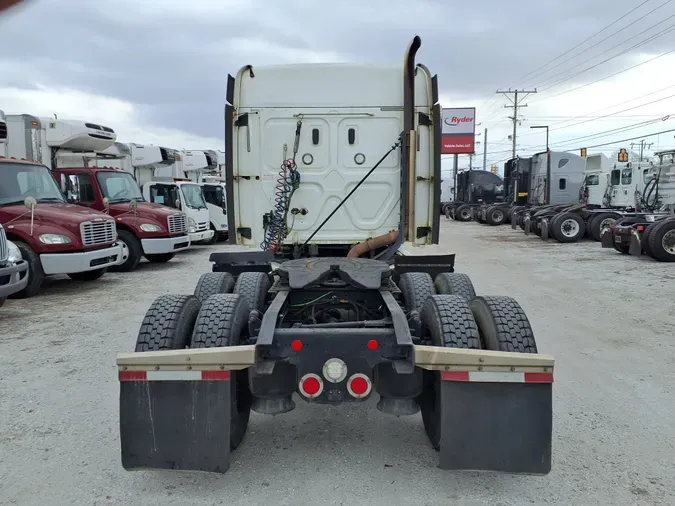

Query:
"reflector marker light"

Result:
[[346, 373, 372, 398], [299, 373, 323, 398], [291, 339, 303, 351], [441, 371, 553, 384], [118, 370, 230, 381]]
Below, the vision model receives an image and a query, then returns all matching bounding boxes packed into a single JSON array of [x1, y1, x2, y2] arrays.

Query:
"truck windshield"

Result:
[[96, 171, 145, 202], [202, 184, 224, 208], [180, 183, 207, 209], [0, 162, 66, 205]]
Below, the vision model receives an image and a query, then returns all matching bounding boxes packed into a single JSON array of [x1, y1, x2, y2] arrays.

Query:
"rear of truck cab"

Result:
[[55, 166, 190, 257]]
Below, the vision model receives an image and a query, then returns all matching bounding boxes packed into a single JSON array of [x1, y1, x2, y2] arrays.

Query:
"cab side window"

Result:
[[610, 169, 621, 186], [67, 173, 96, 202]]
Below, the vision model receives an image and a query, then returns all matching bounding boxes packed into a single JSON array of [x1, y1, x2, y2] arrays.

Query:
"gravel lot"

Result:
[[1, 220, 674, 506]]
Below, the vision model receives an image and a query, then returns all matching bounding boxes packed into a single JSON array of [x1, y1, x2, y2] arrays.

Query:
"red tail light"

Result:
[[298, 373, 323, 398], [347, 373, 372, 398]]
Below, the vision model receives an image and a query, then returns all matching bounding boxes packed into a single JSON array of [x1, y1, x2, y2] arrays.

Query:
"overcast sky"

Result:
[[2, 0, 675, 173]]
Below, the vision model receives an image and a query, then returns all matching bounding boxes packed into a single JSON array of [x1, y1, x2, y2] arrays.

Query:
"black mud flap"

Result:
[[629, 230, 642, 257], [600, 228, 615, 248], [120, 375, 232, 473], [523, 217, 531, 235], [511, 213, 518, 229], [438, 375, 552, 475], [540, 218, 549, 241]]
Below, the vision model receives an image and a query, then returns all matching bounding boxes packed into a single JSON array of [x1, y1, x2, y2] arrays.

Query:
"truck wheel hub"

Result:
[[662, 230, 675, 255], [560, 219, 579, 237]]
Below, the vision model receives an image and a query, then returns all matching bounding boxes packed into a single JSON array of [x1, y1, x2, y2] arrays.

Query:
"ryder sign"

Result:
[[441, 108, 476, 154]]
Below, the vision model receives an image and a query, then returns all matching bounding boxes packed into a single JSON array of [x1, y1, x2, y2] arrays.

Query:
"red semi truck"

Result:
[[0, 157, 123, 298], [4, 114, 191, 272]]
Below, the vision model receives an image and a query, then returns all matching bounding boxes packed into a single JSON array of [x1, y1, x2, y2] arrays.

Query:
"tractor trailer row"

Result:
[[0, 109, 227, 300], [444, 148, 675, 261]]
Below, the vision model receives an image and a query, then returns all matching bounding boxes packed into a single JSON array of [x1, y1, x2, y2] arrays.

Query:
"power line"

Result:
[[533, 16, 675, 90], [536, 23, 675, 93], [496, 89, 538, 158], [548, 115, 672, 147], [503, 0, 655, 88], [529, 46, 675, 103], [568, 126, 675, 149], [527, 0, 673, 88]]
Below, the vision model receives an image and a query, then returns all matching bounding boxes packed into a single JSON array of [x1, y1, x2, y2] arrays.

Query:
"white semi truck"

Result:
[[143, 150, 214, 244]]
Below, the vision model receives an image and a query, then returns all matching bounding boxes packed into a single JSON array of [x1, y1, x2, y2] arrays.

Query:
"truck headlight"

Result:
[[188, 217, 197, 233], [7, 242, 22, 263], [38, 234, 71, 245], [140, 223, 163, 232]]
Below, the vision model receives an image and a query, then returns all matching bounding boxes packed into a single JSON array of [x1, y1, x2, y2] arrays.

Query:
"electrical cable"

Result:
[[502, 0, 655, 88], [527, 1, 673, 87]]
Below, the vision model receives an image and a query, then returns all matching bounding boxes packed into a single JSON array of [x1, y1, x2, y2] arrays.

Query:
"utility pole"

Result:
[[496, 88, 537, 159], [469, 153, 473, 170], [631, 140, 654, 161], [482, 128, 488, 171]]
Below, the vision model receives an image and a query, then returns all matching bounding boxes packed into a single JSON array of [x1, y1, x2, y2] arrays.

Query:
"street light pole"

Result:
[[530, 125, 549, 151]]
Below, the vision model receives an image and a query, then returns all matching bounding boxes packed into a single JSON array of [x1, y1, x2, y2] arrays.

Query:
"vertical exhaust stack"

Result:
[[394, 36, 422, 252]]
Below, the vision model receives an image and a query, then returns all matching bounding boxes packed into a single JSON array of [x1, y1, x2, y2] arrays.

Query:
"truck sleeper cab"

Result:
[[0, 158, 123, 297], [142, 180, 214, 244], [53, 166, 190, 272]]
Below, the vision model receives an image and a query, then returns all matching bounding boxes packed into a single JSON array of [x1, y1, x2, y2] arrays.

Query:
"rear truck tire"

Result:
[[434, 272, 476, 301], [144, 253, 175, 263], [641, 222, 657, 258], [486, 206, 506, 226], [470, 296, 537, 353], [455, 204, 472, 222], [418, 294, 481, 449], [134, 294, 201, 351], [194, 272, 235, 302], [67, 268, 107, 282], [399, 272, 436, 314], [588, 212, 620, 242], [0, 298, 5, 308], [647, 218, 675, 262], [233, 271, 271, 313], [8, 241, 44, 299], [109, 229, 142, 272], [190, 293, 253, 450], [550, 212, 586, 243], [609, 217, 635, 254]]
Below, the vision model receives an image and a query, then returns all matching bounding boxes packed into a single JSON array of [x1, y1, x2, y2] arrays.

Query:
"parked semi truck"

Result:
[[5, 115, 190, 272], [141, 149, 214, 244], [116, 36, 554, 477], [0, 157, 123, 297], [445, 169, 505, 221]]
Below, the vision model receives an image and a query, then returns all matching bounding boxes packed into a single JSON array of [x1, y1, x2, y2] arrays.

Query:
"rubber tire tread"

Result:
[[470, 296, 537, 353], [434, 272, 476, 301], [647, 218, 675, 262], [399, 272, 436, 313], [8, 241, 44, 299], [109, 229, 143, 272], [135, 294, 201, 351], [145, 253, 175, 263], [589, 212, 619, 242], [194, 272, 235, 302], [641, 222, 656, 258], [419, 294, 481, 450], [233, 272, 271, 312], [190, 293, 252, 450]]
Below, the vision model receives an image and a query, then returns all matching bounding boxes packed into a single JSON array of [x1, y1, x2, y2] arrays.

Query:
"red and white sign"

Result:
[[441, 107, 476, 155]]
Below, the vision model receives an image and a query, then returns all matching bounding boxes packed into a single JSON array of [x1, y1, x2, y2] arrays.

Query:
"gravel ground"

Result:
[[1, 221, 674, 506]]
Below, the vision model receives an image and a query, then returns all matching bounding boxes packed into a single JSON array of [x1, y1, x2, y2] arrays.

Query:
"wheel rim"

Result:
[[119, 239, 130, 263], [492, 210, 504, 222], [599, 217, 616, 234], [461, 209, 471, 219], [662, 229, 675, 255], [560, 218, 580, 238]]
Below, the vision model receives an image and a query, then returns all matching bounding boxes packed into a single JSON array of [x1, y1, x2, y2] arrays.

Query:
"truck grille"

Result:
[[197, 222, 208, 232], [80, 220, 117, 246], [168, 213, 187, 234], [0, 225, 8, 263]]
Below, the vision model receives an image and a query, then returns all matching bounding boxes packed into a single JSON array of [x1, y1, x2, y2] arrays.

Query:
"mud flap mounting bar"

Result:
[[117, 345, 553, 475]]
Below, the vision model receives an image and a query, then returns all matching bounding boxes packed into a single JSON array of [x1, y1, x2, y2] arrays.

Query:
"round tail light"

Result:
[[347, 373, 372, 399], [299, 373, 323, 399]]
